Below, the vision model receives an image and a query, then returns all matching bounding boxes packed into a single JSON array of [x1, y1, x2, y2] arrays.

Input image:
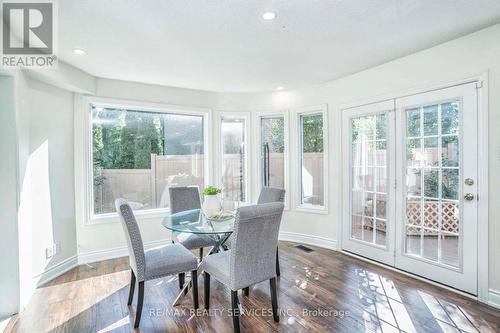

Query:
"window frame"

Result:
[[215, 111, 251, 205], [295, 104, 329, 214], [78, 97, 211, 225], [254, 110, 290, 209]]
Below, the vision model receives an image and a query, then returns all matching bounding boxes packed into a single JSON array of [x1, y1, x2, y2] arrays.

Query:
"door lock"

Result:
[[464, 193, 475, 201], [464, 178, 474, 186]]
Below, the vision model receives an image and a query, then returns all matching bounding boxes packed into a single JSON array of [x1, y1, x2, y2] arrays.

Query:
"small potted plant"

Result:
[[202, 186, 222, 218]]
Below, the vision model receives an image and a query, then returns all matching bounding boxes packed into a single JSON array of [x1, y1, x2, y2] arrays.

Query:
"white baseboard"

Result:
[[488, 289, 500, 309], [79, 234, 337, 266], [279, 231, 337, 250], [78, 239, 171, 265], [35, 255, 78, 287]]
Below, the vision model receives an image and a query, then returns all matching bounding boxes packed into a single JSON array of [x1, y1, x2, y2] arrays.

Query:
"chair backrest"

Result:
[[229, 202, 285, 290], [257, 187, 285, 204], [168, 186, 201, 214], [115, 198, 146, 281]]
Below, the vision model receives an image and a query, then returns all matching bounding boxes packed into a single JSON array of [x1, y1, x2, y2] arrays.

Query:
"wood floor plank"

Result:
[[6, 242, 500, 333]]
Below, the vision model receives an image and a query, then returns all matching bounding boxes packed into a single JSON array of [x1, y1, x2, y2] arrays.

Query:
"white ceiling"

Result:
[[58, 0, 500, 93]]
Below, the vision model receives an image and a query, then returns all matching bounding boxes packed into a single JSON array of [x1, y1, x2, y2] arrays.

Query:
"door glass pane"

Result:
[[442, 135, 459, 167], [404, 101, 461, 268], [423, 169, 439, 198], [406, 226, 421, 255], [350, 113, 388, 247], [221, 117, 246, 206], [299, 113, 325, 206], [422, 229, 439, 262], [423, 105, 438, 136], [441, 232, 460, 267], [406, 108, 420, 137], [260, 117, 285, 189]]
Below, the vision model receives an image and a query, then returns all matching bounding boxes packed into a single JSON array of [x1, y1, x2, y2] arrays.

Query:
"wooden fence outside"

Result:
[[94, 152, 325, 213]]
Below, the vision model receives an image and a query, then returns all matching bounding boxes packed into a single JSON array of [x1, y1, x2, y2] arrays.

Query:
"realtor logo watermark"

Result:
[[1, 0, 57, 68]]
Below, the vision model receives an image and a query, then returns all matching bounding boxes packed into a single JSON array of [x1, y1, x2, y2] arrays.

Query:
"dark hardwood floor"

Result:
[[5, 241, 500, 333]]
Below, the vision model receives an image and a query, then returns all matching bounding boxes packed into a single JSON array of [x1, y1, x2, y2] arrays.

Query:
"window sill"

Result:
[[295, 205, 329, 215], [85, 208, 170, 225]]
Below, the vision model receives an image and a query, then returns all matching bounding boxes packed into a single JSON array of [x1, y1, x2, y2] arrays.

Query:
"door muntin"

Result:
[[349, 112, 390, 249], [402, 98, 464, 271]]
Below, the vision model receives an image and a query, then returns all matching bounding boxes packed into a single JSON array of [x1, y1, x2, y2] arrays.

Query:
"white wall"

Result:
[[15, 74, 78, 308], [0, 75, 21, 318]]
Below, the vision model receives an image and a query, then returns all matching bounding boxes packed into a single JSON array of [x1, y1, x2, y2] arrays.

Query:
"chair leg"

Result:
[[243, 287, 249, 296], [276, 246, 281, 277], [179, 272, 185, 290], [199, 247, 204, 260], [128, 270, 136, 305], [134, 281, 144, 328], [270, 277, 279, 322], [191, 270, 199, 309], [231, 290, 241, 333], [204, 272, 210, 310]]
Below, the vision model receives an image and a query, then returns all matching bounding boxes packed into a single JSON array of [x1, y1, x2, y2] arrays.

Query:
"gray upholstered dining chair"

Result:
[[202, 202, 285, 333], [257, 186, 285, 205], [169, 186, 217, 288], [257, 187, 286, 278], [222, 186, 286, 285], [115, 199, 199, 328]]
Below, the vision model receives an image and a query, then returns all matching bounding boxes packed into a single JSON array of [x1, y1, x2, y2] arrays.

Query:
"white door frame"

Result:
[[337, 72, 489, 302]]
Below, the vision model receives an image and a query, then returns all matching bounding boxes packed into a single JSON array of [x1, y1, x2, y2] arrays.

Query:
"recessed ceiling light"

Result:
[[262, 12, 276, 20], [276, 86, 284, 90], [73, 48, 86, 55]]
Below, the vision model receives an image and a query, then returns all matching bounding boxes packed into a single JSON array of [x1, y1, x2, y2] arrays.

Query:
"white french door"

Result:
[[395, 83, 478, 294], [342, 82, 479, 295], [342, 100, 396, 266]]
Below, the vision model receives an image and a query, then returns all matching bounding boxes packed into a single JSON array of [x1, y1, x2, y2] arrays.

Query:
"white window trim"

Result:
[[295, 104, 329, 214], [75, 96, 212, 225], [253, 110, 290, 209], [214, 111, 252, 205]]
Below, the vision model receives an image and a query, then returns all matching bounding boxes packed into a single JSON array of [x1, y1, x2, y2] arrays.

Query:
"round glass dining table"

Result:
[[162, 208, 235, 237], [161, 208, 236, 305]]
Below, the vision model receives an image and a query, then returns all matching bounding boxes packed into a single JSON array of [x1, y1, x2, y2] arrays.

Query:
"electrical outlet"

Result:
[[45, 246, 54, 259], [45, 243, 61, 259]]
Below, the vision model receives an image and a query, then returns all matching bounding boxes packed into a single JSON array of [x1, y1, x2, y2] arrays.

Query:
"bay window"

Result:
[[219, 114, 249, 208], [89, 102, 208, 218], [258, 113, 289, 207], [297, 105, 328, 212]]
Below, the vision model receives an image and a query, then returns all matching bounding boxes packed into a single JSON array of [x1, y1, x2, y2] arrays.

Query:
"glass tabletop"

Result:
[[162, 209, 236, 235]]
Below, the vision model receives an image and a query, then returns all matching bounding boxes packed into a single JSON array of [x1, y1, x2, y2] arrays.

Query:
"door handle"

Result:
[[464, 178, 474, 186], [464, 193, 475, 201]]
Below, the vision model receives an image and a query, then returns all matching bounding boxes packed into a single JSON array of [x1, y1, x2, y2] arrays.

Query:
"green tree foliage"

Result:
[[302, 114, 323, 153], [270, 118, 285, 153], [92, 108, 163, 170], [266, 115, 323, 153], [114, 111, 163, 169]]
